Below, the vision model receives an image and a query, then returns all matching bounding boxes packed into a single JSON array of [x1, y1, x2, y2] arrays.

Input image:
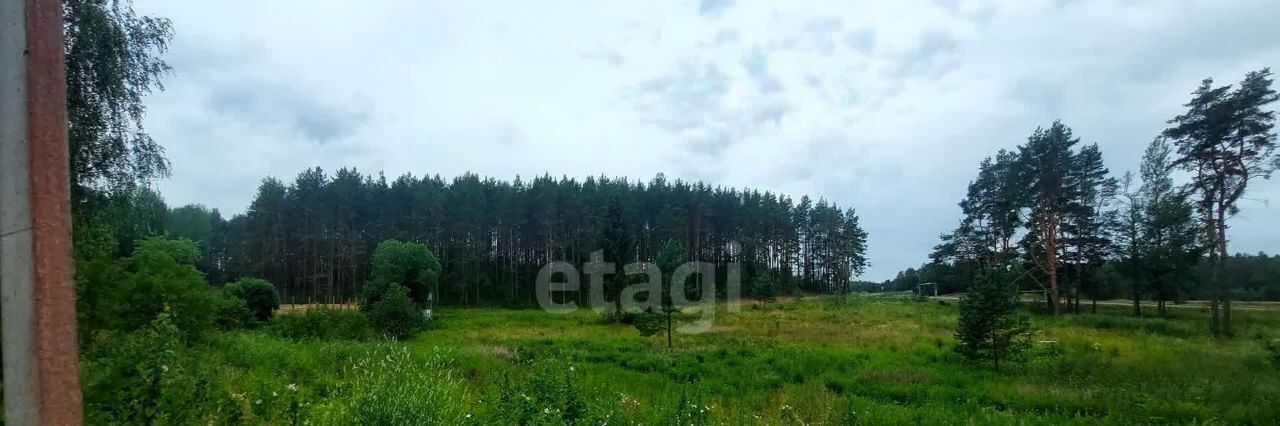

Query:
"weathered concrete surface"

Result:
[[2, 0, 83, 423], [2, 0, 40, 421]]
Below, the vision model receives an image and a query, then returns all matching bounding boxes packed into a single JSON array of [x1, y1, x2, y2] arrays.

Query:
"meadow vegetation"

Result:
[[78, 294, 1280, 424]]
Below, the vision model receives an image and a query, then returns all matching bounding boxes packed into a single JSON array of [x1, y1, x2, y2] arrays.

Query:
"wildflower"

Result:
[[287, 383, 298, 392], [255, 399, 262, 405]]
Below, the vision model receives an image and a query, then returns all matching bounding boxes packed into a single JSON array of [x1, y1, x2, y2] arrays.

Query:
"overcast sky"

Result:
[[137, 0, 1280, 281]]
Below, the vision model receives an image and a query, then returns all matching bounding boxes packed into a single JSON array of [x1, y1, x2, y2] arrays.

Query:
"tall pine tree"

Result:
[[1164, 68, 1278, 336]]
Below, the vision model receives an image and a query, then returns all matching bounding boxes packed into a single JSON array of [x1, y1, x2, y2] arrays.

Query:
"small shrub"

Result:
[[368, 284, 422, 340], [634, 309, 665, 337], [749, 273, 778, 302], [223, 278, 281, 321], [214, 295, 255, 330], [270, 307, 370, 340], [954, 269, 1030, 370]]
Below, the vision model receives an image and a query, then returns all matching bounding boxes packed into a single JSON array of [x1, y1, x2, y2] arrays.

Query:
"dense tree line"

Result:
[[157, 171, 867, 306], [892, 250, 1280, 300], [904, 69, 1279, 328]]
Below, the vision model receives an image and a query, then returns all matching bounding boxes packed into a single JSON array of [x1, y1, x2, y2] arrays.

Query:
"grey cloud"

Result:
[[1117, 2, 1280, 83], [713, 29, 740, 46], [843, 27, 876, 53], [889, 30, 960, 79], [164, 40, 263, 80], [582, 47, 625, 68], [932, 0, 962, 12], [698, 0, 734, 18], [165, 41, 367, 144], [207, 80, 367, 143], [803, 16, 843, 34], [749, 97, 790, 125], [741, 46, 784, 93], [620, 20, 663, 44], [932, 0, 997, 23], [777, 16, 844, 55], [629, 54, 794, 156], [1009, 79, 1066, 117], [690, 129, 734, 154], [968, 5, 997, 24], [632, 62, 730, 132], [486, 122, 522, 147]]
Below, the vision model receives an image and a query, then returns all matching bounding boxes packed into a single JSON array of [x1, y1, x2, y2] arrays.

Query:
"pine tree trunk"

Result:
[[1131, 258, 1141, 317], [1045, 223, 1060, 316], [666, 312, 673, 349], [1217, 205, 1231, 336], [993, 338, 1001, 372]]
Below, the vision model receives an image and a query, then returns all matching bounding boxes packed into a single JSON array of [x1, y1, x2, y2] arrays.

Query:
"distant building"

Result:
[[915, 282, 938, 297]]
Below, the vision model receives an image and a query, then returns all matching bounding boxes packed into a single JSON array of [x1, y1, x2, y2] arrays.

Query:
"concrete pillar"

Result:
[[1, 0, 83, 423]]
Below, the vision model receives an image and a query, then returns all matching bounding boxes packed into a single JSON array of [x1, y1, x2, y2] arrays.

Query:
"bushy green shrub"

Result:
[[111, 237, 219, 341], [359, 240, 440, 311], [83, 308, 210, 424], [223, 278, 281, 321], [368, 284, 422, 340], [357, 279, 390, 313], [270, 308, 370, 341], [324, 346, 469, 424], [214, 295, 255, 330]]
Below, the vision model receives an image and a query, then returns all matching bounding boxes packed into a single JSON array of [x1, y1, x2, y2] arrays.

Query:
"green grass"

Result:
[[87, 295, 1280, 424]]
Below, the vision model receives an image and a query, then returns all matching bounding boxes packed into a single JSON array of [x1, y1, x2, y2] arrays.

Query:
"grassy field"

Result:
[[103, 294, 1280, 425]]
